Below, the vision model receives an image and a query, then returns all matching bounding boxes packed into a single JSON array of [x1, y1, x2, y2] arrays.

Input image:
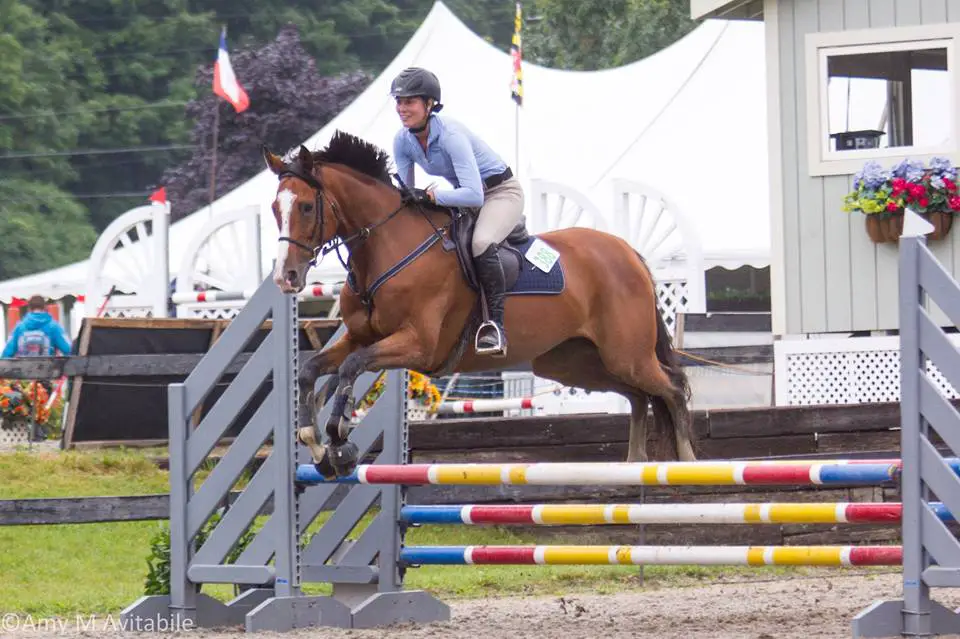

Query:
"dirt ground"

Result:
[[10, 570, 960, 638]]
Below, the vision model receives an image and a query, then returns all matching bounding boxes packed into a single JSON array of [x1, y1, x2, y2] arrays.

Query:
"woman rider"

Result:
[[391, 67, 524, 357]]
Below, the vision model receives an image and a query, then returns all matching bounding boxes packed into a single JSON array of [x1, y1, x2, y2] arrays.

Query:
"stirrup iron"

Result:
[[475, 321, 507, 356]]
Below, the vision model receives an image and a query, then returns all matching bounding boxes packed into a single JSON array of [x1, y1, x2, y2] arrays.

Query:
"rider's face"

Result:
[[395, 96, 430, 129]]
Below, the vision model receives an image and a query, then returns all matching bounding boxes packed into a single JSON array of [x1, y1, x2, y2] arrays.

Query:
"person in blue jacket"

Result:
[[391, 67, 524, 357], [2, 295, 73, 359]]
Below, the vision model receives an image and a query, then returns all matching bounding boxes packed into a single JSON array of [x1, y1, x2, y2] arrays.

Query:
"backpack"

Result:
[[17, 329, 51, 357]]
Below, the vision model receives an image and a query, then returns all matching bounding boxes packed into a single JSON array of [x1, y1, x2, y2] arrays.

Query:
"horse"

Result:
[[261, 131, 697, 479]]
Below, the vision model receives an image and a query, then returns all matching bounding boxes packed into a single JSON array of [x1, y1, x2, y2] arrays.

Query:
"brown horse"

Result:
[[261, 131, 697, 478]]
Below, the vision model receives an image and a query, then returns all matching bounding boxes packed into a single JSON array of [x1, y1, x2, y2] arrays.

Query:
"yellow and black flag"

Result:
[[510, 2, 523, 106]]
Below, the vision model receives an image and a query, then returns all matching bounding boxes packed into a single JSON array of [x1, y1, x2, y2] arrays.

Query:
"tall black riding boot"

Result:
[[474, 244, 508, 357]]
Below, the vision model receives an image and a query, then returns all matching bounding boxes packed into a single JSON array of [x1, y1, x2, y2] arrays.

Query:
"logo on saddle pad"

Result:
[[524, 238, 560, 273]]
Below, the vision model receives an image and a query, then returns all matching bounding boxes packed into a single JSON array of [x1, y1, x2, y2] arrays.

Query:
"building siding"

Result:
[[776, 0, 956, 334]]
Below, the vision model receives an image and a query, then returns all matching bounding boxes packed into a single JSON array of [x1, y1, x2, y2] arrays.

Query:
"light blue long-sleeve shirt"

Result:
[[392, 114, 509, 208]]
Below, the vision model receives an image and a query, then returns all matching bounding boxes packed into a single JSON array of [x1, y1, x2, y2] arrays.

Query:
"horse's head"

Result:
[[262, 144, 334, 293]]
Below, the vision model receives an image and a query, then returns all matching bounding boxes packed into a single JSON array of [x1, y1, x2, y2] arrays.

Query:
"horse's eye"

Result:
[[300, 201, 314, 214]]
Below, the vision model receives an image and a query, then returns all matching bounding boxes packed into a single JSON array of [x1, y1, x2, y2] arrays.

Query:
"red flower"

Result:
[[887, 202, 899, 212], [919, 197, 930, 207], [946, 178, 958, 193], [950, 195, 960, 210], [909, 183, 926, 198], [891, 178, 907, 195]]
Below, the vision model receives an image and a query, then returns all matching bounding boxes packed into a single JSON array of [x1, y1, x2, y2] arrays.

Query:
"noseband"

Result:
[[277, 166, 332, 264]]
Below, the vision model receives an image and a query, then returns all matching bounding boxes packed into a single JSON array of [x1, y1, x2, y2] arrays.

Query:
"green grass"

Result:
[[0, 448, 836, 617], [0, 449, 169, 498]]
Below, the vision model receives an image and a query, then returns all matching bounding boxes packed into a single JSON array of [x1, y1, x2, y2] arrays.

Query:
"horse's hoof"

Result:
[[314, 448, 338, 481], [328, 441, 359, 477]]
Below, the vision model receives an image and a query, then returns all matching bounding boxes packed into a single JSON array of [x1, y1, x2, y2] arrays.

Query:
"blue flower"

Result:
[[854, 161, 890, 191], [891, 159, 925, 182], [929, 156, 958, 179]]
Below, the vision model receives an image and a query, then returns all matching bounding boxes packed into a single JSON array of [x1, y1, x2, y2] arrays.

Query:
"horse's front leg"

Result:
[[323, 329, 428, 477], [296, 333, 358, 475]]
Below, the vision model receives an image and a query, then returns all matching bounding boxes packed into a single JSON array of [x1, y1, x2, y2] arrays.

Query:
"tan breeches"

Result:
[[471, 177, 526, 256]]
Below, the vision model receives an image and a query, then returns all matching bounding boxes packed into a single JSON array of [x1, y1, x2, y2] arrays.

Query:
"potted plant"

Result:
[[353, 370, 441, 422], [843, 157, 960, 243], [406, 371, 441, 421], [0, 380, 52, 440]]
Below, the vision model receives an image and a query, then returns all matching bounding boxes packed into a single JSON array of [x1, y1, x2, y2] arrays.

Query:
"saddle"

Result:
[[443, 207, 531, 292]]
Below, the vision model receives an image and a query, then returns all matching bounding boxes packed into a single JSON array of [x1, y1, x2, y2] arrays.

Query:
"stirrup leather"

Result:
[[475, 320, 506, 356]]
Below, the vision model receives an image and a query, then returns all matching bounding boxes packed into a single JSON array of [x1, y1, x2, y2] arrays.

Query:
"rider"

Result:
[[390, 67, 524, 357]]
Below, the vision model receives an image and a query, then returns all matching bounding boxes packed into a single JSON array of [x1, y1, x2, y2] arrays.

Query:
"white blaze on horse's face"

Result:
[[273, 188, 301, 292]]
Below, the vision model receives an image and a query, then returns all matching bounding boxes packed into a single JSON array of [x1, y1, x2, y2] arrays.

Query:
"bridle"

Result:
[[275, 163, 449, 308], [276, 164, 413, 264], [276, 165, 338, 265]]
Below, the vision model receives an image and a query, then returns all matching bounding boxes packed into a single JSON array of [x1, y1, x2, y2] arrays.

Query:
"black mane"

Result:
[[312, 130, 393, 186]]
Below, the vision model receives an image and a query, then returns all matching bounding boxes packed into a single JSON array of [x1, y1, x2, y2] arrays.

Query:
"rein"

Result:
[[277, 165, 452, 308]]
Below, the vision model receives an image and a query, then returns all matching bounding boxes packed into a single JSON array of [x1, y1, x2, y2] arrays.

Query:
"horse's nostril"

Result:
[[286, 270, 299, 285]]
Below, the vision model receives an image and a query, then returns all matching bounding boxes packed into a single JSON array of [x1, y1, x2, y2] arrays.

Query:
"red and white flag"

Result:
[[213, 27, 249, 113]]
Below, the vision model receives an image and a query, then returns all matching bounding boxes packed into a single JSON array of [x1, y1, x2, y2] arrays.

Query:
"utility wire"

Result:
[[0, 101, 189, 122], [0, 144, 198, 161]]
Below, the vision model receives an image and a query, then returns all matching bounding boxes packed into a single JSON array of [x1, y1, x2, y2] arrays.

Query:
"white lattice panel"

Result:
[[775, 335, 960, 406], [655, 280, 689, 336], [0, 421, 30, 446], [179, 303, 244, 320], [102, 307, 154, 319]]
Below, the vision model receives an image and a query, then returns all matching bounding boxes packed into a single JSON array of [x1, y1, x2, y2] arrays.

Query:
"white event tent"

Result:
[[0, 1, 772, 306]]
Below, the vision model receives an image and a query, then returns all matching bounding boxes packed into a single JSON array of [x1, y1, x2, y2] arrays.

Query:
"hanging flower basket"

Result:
[[844, 157, 960, 244], [863, 210, 952, 243]]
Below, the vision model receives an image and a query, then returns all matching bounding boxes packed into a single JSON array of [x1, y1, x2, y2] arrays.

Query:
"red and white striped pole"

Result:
[[435, 397, 537, 414], [170, 281, 345, 305]]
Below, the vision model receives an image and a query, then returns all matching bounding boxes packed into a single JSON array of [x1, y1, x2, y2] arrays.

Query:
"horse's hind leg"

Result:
[[531, 338, 651, 462], [592, 322, 697, 462]]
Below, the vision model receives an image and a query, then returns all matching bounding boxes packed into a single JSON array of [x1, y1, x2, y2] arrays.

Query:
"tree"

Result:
[[160, 25, 372, 220], [524, 0, 698, 70], [0, 179, 97, 280]]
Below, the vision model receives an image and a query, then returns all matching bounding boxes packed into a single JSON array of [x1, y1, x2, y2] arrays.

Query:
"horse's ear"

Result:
[[262, 145, 285, 175], [298, 145, 314, 173]]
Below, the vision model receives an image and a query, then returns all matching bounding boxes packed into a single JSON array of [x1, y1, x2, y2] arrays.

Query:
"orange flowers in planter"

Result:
[[0, 380, 51, 425]]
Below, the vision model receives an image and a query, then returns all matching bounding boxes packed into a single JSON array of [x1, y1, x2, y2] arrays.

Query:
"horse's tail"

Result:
[[635, 249, 695, 459], [652, 299, 691, 404]]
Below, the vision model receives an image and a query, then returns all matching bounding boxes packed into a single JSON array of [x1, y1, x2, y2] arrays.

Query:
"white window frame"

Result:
[[805, 23, 960, 177]]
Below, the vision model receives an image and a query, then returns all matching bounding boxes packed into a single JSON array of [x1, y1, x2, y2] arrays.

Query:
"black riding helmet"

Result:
[[390, 67, 444, 112]]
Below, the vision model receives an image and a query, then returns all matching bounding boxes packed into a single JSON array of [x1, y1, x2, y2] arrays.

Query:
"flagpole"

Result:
[[208, 102, 219, 220], [511, 1, 522, 178], [514, 102, 520, 178]]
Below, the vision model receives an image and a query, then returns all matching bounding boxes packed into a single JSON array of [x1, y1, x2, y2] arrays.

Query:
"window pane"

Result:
[[912, 68, 950, 147], [824, 46, 949, 152]]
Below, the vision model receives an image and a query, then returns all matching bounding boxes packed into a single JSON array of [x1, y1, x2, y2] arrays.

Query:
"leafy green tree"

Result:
[[524, 0, 697, 70], [42, 2, 219, 230], [0, 0, 90, 185], [0, 179, 98, 279]]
